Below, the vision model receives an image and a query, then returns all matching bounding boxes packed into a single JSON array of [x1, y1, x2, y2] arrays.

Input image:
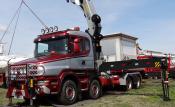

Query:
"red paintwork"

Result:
[[138, 56, 161, 74], [35, 76, 61, 94], [0, 73, 5, 86], [12, 51, 89, 65], [111, 76, 120, 86], [6, 86, 14, 98], [137, 55, 152, 59], [6, 82, 30, 98], [99, 75, 120, 87], [34, 30, 68, 43], [33, 69, 95, 95], [32, 69, 95, 95], [137, 55, 173, 75], [99, 76, 110, 87], [58, 69, 95, 92], [74, 38, 81, 53]]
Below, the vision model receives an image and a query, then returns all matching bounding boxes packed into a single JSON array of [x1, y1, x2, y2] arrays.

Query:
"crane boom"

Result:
[[67, 0, 103, 60], [67, 0, 102, 36]]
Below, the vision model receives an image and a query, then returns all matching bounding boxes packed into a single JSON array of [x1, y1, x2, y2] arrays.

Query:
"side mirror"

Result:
[[74, 38, 80, 53]]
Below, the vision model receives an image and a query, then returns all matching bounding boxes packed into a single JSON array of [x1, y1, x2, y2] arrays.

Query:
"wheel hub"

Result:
[[92, 85, 99, 96], [65, 86, 75, 100], [128, 82, 132, 89], [137, 80, 140, 87]]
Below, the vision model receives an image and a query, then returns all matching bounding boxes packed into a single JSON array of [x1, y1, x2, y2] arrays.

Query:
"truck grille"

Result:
[[10, 65, 27, 81], [28, 64, 38, 76]]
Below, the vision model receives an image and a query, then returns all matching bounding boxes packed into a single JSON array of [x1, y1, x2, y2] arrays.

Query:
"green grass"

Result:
[[0, 79, 175, 107], [0, 87, 8, 105], [0, 87, 23, 106], [82, 79, 175, 107]]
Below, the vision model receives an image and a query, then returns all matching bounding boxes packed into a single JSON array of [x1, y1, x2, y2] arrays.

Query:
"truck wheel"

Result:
[[133, 77, 141, 89], [59, 80, 77, 105], [89, 80, 102, 99], [124, 77, 132, 91]]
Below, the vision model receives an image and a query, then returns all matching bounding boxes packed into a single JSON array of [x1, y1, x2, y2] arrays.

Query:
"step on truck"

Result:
[[6, 0, 170, 105]]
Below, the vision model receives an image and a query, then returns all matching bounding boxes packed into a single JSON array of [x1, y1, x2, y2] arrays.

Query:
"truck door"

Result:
[[70, 37, 94, 70]]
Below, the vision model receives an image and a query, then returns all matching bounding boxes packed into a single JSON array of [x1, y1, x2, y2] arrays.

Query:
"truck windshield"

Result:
[[35, 37, 68, 57]]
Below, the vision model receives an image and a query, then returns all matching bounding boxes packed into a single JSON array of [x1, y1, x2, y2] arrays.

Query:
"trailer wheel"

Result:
[[89, 80, 102, 99], [124, 77, 132, 91], [59, 80, 77, 105], [133, 77, 141, 89]]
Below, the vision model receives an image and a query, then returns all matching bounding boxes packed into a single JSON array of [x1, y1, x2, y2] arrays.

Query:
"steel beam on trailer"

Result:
[[99, 58, 165, 72]]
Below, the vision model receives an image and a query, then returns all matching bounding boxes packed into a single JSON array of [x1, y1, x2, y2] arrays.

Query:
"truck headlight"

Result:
[[23, 69, 27, 74], [37, 66, 45, 75], [20, 69, 23, 74], [14, 71, 17, 74], [28, 64, 45, 76], [10, 70, 14, 75]]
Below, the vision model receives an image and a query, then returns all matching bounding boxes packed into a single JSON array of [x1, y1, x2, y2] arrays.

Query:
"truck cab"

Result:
[[34, 29, 95, 71], [7, 28, 102, 105]]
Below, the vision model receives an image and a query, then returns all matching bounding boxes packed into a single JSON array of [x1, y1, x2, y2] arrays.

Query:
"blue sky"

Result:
[[0, 0, 175, 56]]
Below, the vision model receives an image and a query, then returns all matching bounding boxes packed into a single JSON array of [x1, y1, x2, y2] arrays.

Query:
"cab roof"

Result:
[[34, 30, 91, 43], [34, 30, 68, 43]]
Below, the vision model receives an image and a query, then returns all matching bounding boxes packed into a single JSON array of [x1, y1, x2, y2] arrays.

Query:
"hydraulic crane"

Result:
[[66, 2, 170, 101], [67, 0, 103, 60]]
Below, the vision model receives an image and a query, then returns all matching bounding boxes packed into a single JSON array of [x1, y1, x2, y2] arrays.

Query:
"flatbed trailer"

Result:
[[99, 57, 170, 101]]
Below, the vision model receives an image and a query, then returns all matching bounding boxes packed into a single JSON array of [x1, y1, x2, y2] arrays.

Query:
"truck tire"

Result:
[[124, 77, 132, 91], [59, 80, 77, 105], [89, 80, 102, 99], [133, 77, 141, 89]]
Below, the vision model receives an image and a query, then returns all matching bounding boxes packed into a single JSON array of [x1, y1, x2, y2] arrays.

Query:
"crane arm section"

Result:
[[67, 0, 103, 60], [67, 0, 102, 37]]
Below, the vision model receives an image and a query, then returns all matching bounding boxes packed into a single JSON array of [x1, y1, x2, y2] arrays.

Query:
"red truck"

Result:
[[138, 51, 175, 78], [6, 0, 170, 105]]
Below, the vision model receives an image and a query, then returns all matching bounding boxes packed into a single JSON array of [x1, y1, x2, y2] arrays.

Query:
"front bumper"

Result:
[[35, 80, 57, 95], [6, 76, 61, 99]]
